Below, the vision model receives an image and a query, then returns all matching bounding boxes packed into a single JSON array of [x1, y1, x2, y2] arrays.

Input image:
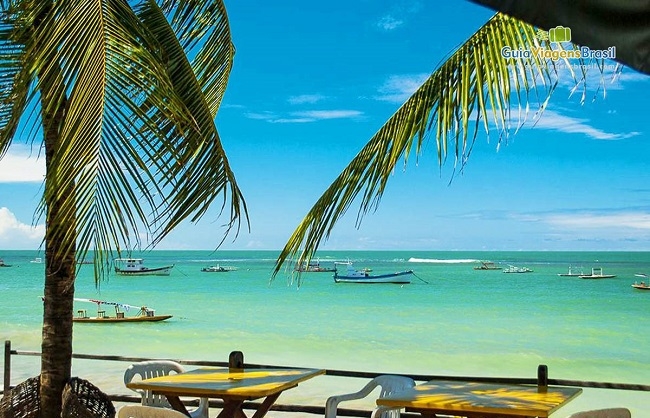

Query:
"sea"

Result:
[[1, 250, 648, 416]]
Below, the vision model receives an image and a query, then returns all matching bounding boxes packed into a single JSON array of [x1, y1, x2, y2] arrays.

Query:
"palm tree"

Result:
[[273, 12, 614, 277], [0, 0, 246, 416]]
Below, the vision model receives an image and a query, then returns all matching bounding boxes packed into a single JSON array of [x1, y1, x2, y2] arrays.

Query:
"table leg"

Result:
[[166, 395, 191, 417], [250, 393, 281, 418], [217, 399, 246, 418]]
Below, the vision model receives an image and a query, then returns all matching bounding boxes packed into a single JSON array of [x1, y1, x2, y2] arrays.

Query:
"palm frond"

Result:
[[20, 0, 245, 279], [273, 13, 578, 279]]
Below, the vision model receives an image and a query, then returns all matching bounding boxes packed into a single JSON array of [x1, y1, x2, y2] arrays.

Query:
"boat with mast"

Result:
[[578, 267, 616, 279], [333, 261, 413, 284], [114, 258, 174, 276], [72, 298, 172, 323]]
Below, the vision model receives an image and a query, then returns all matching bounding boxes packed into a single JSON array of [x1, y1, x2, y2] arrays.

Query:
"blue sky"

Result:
[[1, 0, 649, 252]]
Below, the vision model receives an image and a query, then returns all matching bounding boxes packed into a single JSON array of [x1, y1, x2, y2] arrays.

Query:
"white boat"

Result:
[[30, 257, 42, 264], [201, 264, 237, 272], [558, 266, 585, 277], [632, 274, 649, 290], [72, 298, 172, 323], [294, 258, 336, 273], [333, 261, 413, 284], [114, 258, 174, 276], [578, 267, 616, 279], [503, 265, 533, 273]]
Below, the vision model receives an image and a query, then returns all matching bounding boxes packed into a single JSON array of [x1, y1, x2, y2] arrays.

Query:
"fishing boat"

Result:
[[632, 274, 650, 290], [503, 265, 533, 273], [0, 258, 11, 267], [294, 258, 336, 273], [114, 258, 174, 276], [578, 267, 616, 279], [333, 261, 413, 284], [30, 257, 42, 264], [201, 264, 237, 272], [72, 298, 172, 323], [558, 266, 585, 277], [473, 261, 501, 270]]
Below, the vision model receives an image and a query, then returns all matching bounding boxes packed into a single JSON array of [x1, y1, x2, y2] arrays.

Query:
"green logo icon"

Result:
[[549, 26, 571, 43]]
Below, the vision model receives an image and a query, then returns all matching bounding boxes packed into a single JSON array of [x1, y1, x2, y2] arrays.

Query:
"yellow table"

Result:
[[126, 367, 325, 418], [376, 379, 582, 418]]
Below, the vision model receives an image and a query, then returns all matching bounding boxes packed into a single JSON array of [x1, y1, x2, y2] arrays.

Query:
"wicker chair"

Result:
[[0, 376, 41, 418], [62, 376, 116, 418]]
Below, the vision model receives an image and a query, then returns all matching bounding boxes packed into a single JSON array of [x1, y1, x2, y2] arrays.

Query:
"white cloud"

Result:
[[291, 110, 362, 120], [377, 15, 403, 31], [0, 147, 46, 183], [246, 109, 363, 123], [287, 94, 328, 105], [545, 211, 650, 230], [374, 73, 429, 103], [0, 207, 44, 248], [532, 109, 640, 140]]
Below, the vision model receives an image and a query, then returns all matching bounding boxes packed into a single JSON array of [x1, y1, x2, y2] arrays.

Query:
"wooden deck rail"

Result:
[[3, 340, 650, 417]]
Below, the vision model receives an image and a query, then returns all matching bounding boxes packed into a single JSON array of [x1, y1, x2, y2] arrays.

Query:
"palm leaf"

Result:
[[13, 0, 245, 278], [273, 13, 580, 279]]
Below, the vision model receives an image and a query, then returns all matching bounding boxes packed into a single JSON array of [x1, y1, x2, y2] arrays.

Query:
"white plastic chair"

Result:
[[325, 375, 416, 418], [568, 408, 632, 418], [118, 405, 189, 418], [124, 360, 209, 418]]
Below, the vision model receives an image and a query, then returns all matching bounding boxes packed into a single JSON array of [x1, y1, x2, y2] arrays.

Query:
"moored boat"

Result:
[[558, 266, 585, 277], [333, 261, 413, 284], [201, 264, 237, 272], [114, 258, 174, 276], [294, 258, 336, 273], [632, 274, 650, 290], [72, 298, 172, 323], [0, 258, 11, 267], [503, 265, 533, 273], [578, 267, 616, 279], [474, 261, 501, 270]]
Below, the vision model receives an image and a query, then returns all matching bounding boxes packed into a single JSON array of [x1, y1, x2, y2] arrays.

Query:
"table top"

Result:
[[376, 379, 582, 417], [126, 367, 325, 400]]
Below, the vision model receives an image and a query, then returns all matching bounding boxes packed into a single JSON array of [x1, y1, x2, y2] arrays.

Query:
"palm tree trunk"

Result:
[[38, 45, 76, 418]]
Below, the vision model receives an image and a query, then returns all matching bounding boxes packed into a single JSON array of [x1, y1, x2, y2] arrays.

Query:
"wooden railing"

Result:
[[3, 340, 650, 417]]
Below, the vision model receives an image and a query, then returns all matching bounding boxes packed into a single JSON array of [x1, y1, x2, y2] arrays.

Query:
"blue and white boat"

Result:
[[333, 261, 413, 284]]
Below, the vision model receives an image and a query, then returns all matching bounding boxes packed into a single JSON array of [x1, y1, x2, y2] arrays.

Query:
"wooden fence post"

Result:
[[4, 340, 10, 392], [229, 351, 244, 371], [537, 364, 548, 392]]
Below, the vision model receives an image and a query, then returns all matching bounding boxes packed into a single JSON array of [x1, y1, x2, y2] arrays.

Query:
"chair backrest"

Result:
[[61, 377, 116, 418], [568, 408, 632, 418], [325, 375, 416, 418], [118, 405, 188, 418], [372, 375, 416, 398], [0, 376, 41, 418], [124, 361, 186, 408]]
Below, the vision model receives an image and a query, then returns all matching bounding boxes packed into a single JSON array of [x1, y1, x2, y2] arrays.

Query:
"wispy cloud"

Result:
[[545, 211, 650, 230], [374, 73, 429, 103], [532, 109, 640, 140], [0, 207, 44, 248], [287, 94, 328, 105], [0, 146, 45, 183], [245, 109, 363, 123], [377, 15, 403, 31], [376, 1, 422, 31]]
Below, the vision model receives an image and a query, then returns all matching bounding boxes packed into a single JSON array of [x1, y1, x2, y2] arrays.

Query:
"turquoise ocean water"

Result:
[[1, 250, 649, 416]]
